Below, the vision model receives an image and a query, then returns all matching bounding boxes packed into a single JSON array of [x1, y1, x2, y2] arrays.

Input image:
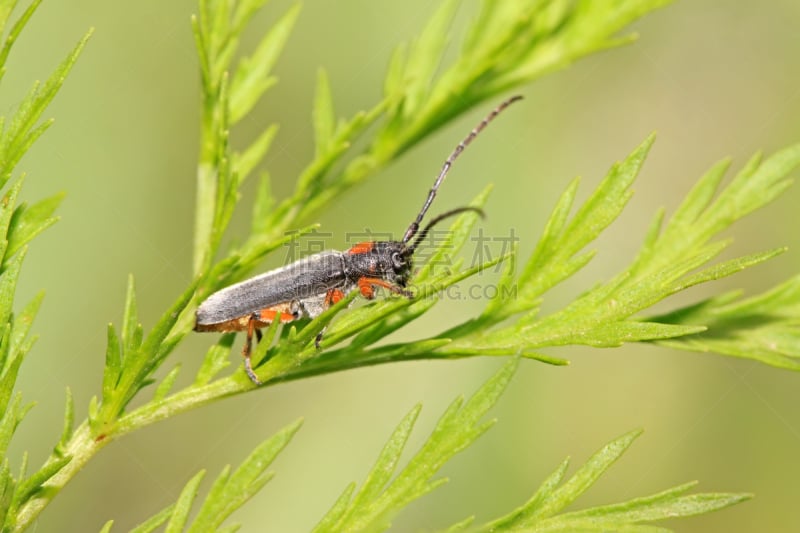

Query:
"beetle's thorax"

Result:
[[343, 241, 414, 287]]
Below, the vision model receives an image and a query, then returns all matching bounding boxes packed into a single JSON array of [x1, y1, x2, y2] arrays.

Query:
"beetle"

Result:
[[195, 95, 522, 384]]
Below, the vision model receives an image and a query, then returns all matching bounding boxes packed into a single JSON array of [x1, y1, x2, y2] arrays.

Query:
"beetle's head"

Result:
[[371, 241, 414, 287]]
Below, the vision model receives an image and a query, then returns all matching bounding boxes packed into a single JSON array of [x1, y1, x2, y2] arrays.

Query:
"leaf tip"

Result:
[[627, 427, 644, 441], [639, 131, 657, 153]]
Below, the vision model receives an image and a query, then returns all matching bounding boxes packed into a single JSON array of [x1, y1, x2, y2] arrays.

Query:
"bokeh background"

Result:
[[5, 1, 800, 531]]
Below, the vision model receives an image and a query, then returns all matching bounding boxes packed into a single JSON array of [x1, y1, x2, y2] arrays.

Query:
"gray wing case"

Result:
[[196, 251, 347, 325]]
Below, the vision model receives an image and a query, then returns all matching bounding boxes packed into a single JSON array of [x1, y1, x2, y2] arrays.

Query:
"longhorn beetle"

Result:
[[195, 95, 523, 384]]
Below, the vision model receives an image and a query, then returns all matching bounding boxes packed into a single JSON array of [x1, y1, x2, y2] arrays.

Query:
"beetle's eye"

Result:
[[391, 252, 405, 268]]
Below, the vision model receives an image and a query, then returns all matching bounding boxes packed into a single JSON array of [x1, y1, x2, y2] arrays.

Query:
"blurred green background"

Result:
[[5, 1, 800, 531]]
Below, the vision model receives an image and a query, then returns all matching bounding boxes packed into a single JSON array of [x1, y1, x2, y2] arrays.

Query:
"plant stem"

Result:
[[193, 88, 219, 276], [114, 376, 243, 437], [13, 423, 106, 532], [11, 377, 239, 531], [194, 162, 217, 276]]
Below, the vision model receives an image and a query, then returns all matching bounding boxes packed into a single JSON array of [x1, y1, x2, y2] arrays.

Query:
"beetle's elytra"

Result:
[[195, 95, 523, 384]]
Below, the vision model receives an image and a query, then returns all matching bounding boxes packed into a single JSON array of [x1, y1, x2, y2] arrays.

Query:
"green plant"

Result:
[[1, 0, 799, 531]]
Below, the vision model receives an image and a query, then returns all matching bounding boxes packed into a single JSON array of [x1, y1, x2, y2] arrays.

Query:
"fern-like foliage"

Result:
[[0, 1, 91, 531], [649, 274, 800, 370], [99, 420, 301, 533], [313, 361, 748, 532], [102, 361, 749, 533], [5, 0, 800, 531], [432, 139, 800, 363]]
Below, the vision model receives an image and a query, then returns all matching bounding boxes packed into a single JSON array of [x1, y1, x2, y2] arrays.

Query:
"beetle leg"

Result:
[[290, 299, 302, 320], [243, 313, 262, 385], [314, 329, 326, 349], [314, 289, 347, 349], [357, 277, 413, 299], [325, 288, 346, 306], [242, 305, 301, 385]]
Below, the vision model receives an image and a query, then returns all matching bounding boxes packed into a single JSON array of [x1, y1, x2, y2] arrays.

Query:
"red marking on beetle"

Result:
[[358, 279, 375, 299], [258, 309, 295, 323], [348, 241, 375, 254], [357, 277, 407, 299], [325, 288, 345, 306]]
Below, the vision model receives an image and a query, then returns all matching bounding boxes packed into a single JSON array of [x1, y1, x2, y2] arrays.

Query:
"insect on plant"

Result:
[[194, 95, 523, 384]]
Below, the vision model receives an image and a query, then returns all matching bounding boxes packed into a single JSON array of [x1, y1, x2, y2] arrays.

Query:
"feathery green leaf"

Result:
[[0, 29, 91, 186], [314, 359, 517, 532], [164, 470, 206, 533], [474, 430, 749, 532], [184, 419, 302, 532]]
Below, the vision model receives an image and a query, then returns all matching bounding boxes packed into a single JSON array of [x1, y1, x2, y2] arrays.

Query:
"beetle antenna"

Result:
[[408, 206, 485, 253], [401, 95, 523, 244]]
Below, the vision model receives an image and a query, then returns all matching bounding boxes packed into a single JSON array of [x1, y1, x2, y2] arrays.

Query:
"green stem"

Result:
[[114, 376, 243, 436], [194, 162, 217, 276], [13, 423, 107, 533], [113, 341, 456, 436], [11, 377, 240, 531], [193, 93, 218, 276]]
